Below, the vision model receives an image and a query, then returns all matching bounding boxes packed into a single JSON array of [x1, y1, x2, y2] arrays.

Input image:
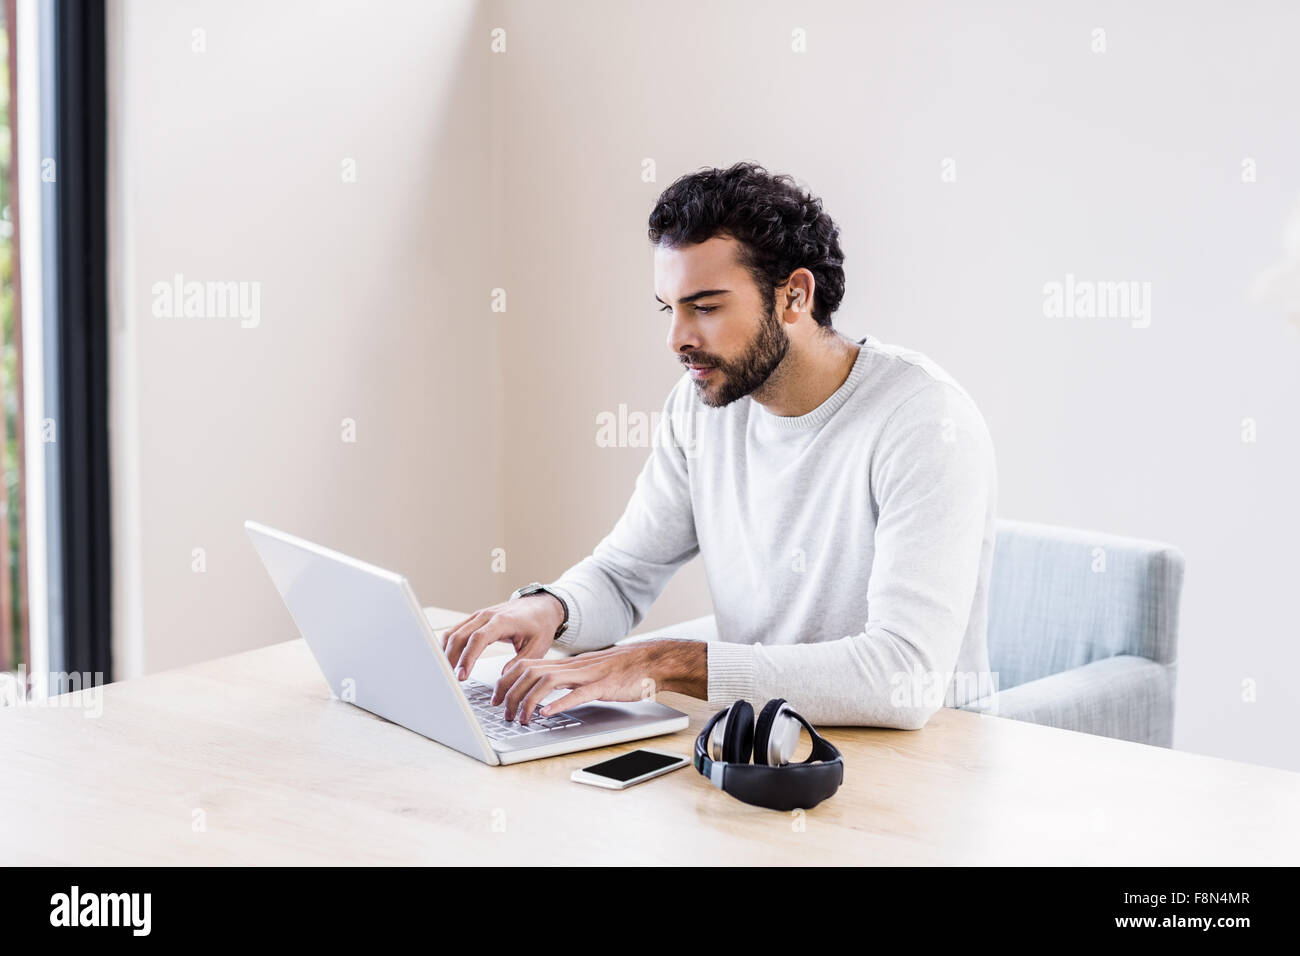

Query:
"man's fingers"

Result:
[[444, 612, 477, 642], [518, 670, 576, 726], [498, 650, 562, 685], [502, 663, 597, 722], [442, 615, 473, 644], [455, 622, 510, 681], [499, 661, 559, 716], [442, 614, 476, 648], [539, 686, 601, 717], [494, 653, 574, 703], [437, 625, 458, 653], [443, 611, 488, 662], [492, 653, 528, 704]]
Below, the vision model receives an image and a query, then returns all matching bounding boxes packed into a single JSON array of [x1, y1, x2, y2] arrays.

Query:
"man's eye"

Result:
[[658, 305, 716, 314]]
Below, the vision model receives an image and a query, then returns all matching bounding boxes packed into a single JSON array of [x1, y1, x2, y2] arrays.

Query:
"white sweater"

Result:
[[543, 334, 998, 729]]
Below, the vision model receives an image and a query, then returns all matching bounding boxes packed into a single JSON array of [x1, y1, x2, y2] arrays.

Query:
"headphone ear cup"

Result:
[[722, 700, 755, 764], [752, 699, 785, 766]]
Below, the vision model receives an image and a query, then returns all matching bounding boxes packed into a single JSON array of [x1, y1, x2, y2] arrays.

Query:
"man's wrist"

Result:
[[516, 591, 566, 638], [650, 638, 708, 699], [511, 582, 569, 640]]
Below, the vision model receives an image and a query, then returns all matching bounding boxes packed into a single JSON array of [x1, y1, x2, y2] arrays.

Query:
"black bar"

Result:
[[5, 865, 1287, 939], [52, 0, 110, 680]]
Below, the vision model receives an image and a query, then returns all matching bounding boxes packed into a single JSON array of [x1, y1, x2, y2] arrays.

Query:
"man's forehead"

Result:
[[654, 237, 741, 297]]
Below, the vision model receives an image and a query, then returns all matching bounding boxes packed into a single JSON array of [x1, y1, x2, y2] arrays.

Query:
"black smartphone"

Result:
[[571, 748, 689, 790]]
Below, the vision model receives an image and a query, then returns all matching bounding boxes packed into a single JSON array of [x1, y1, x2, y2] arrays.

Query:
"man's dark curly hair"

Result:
[[647, 162, 846, 330]]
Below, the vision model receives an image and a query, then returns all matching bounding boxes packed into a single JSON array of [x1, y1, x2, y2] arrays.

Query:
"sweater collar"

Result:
[[750, 336, 873, 431]]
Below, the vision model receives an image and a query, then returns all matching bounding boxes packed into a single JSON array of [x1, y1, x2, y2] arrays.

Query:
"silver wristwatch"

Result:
[[510, 581, 569, 640]]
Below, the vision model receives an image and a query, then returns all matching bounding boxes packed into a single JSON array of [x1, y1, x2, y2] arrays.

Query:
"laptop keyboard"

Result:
[[461, 678, 583, 740]]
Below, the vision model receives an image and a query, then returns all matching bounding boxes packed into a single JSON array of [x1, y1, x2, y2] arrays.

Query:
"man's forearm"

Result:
[[651, 638, 708, 699]]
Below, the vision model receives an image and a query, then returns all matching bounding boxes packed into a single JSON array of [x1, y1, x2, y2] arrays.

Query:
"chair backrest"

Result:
[[986, 519, 1185, 692]]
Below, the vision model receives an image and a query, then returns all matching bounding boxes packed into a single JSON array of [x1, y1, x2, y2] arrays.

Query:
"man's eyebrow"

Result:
[[653, 289, 731, 306]]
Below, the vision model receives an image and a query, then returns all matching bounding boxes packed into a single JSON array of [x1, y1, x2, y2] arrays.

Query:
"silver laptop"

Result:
[[244, 520, 689, 765]]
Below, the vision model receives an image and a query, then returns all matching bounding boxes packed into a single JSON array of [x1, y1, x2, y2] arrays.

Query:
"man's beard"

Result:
[[692, 303, 789, 408]]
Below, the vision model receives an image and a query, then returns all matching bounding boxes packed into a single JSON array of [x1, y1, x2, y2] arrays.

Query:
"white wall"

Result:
[[111, 0, 1300, 772], [488, 0, 1300, 772], [108, 0, 505, 673]]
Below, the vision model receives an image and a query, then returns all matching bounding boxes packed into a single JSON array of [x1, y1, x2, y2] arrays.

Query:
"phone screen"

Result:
[[582, 750, 681, 782]]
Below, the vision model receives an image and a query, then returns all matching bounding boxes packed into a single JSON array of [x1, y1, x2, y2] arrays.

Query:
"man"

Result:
[[441, 162, 998, 729]]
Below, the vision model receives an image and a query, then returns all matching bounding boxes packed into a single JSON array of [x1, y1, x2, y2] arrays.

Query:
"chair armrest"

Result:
[[959, 654, 1176, 747]]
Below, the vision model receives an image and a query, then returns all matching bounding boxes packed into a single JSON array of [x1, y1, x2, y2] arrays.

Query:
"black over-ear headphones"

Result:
[[693, 698, 844, 811]]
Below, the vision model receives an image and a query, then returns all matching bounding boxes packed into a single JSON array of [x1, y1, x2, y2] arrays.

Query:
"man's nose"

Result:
[[666, 310, 699, 356]]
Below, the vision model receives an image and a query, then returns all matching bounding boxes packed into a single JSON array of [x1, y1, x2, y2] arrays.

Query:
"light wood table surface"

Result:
[[2, 607, 1298, 865]]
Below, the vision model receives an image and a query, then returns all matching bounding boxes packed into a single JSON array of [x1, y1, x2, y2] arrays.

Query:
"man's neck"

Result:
[[751, 332, 862, 417]]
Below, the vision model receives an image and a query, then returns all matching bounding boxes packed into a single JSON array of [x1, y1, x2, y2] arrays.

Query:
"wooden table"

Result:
[[3, 607, 1297, 865]]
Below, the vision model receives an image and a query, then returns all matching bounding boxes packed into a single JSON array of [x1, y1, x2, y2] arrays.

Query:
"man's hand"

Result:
[[439, 593, 565, 681], [494, 639, 707, 724]]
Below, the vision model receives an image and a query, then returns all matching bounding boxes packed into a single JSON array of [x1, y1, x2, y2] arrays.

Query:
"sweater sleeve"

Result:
[[542, 377, 701, 653], [705, 379, 997, 729]]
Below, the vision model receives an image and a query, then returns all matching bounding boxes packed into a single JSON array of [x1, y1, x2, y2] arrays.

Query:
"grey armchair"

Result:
[[959, 519, 1184, 747], [625, 519, 1185, 747]]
